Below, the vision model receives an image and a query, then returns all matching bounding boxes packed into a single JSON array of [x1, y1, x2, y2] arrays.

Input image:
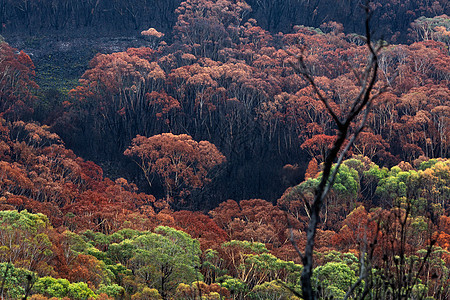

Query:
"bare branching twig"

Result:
[[287, 2, 383, 299]]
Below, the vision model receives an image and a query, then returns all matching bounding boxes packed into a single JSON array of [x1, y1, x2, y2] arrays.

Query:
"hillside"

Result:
[[0, 0, 449, 299]]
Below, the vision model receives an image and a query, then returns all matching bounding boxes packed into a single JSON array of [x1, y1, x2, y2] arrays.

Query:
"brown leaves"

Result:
[[172, 210, 228, 250], [174, 0, 251, 58], [141, 28, 165, 38], [124, 133, 225, 203], [0, 42, 38, 120], [147, 91, 180, 119], [210, 199, 291, 246]]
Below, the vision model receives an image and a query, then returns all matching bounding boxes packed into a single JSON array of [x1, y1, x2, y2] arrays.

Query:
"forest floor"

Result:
[[3, 33, 148, 93]]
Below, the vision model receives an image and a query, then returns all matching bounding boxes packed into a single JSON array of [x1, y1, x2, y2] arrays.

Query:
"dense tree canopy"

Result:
[[0, 0, 448, 299], [0, 41, 38, 120]]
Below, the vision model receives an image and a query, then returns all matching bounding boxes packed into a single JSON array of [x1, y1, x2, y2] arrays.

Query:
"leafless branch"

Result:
[[288, 48, 343, 129], [287, 1, 384, 299], [284, 212, 304, 260]]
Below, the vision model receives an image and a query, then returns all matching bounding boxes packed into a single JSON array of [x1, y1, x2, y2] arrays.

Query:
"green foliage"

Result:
[[34, 276, 96, 299], [322, 285, 346, 299], [175, 281, 229, 300], [419, 160, 450, 212], [202, 249, 227, 282], [154, 226, 201, 258], [318, 251, 359, 273], [250, 280, 299, 300], [97, 283, 125, 298], [298, 163, 360, 202], [312, 262, 358, 300], [219, 276, 248, 296], [33, 276, 70, 298], [375, 168, 416, 203], [221, 240, 302, 292], [363, 164, 388, 183], [244, 253, 302, 284], [0, 210, 53, 272], [102, 226, 202, 297], [297, 177, 320, 199], [67, 281, 96, 300], [412, 15, 450, 40], [82, 230, 110, 249], [375, 160, 450, 214], [109, 228, 142, 243], [86, 246, 109, 262], [332, 164, 360, 199], [0, 263, 36, 299], [0, 210, 50, 234], [131, 287, 162, 300], [419, 158, 440, 171], [62, 230, 89, 253], [132, 226, 202, 291], [106, 263, 133, 281], [293, 25, 325, 35], [108, 239, 136, 266]]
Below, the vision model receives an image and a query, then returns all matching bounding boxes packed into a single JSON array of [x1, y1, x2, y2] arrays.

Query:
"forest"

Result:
[[0, 0, 449, 299]]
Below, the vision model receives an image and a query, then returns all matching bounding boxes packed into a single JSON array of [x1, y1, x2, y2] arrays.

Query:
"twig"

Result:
[[287, 2, 383, 299]]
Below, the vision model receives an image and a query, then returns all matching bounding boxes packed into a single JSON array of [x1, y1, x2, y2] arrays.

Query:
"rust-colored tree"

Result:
[[0, 41, 38, 120], [287, 3, 383, 298], [124, 133, 225, 206], [68, 48, 166, 154], [210, 198, 293, 247], [174, 0, 251, 59], [172, 210, 228, 250]]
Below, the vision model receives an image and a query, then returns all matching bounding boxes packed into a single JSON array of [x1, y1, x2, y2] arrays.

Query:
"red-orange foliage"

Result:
[[172, 210, 228, 250], [68, 48, 168, 152], [304, 158, 319, 179], [147, 91, 180, 121], [67, 254, 107, 289], [301, 134, 336, 162], [0, 118, 163, 234], [332, 206, 378, 252], [174, 0, 251, 58], [314, 229, 336, 252], [353, 131, 389, 160], [124, 133, 225, 203], [210, 199, 294, 247], [0, 41, 38, 120], [437, 215, 450, 251]]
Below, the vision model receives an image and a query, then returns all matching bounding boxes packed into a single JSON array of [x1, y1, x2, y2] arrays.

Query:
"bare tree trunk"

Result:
[[288, 2, 383, 299]]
